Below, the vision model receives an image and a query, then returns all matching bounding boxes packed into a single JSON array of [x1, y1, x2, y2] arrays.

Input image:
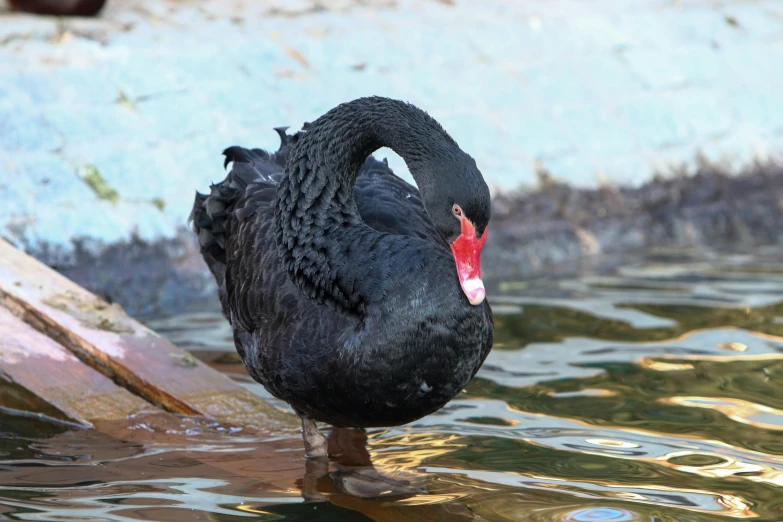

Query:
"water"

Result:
[[2, 247, 783, 521]]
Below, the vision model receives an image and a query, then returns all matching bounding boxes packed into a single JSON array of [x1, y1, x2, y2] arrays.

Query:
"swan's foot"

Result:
[[300, 415, 328, 458], [331, 466, 424, 498]]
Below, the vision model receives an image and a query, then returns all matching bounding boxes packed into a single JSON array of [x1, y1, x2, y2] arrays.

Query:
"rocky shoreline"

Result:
[[484, 160, 783, 281], [17, 161, 779, 318]]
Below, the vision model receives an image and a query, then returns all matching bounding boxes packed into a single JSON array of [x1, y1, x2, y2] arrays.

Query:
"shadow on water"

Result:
[[2, 247, 783, 520]]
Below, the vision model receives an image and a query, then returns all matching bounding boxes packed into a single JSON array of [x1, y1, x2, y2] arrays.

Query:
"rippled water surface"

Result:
[[3, 248, 783, 521]]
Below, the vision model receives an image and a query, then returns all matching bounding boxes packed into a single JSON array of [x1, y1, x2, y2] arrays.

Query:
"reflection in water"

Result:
[[2, 248, 783, 520]]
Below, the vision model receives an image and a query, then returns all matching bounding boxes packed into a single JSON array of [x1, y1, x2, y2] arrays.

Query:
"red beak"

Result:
[[450, 216, 487, 305]]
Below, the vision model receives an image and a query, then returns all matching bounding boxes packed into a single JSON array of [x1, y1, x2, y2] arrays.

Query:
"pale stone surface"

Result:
[[0, 0, 781, 255]]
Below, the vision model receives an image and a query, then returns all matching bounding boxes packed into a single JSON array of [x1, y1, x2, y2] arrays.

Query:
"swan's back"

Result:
[[192, 128, 443, 291]]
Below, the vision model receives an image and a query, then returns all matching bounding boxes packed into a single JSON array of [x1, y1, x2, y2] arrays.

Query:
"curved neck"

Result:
[[274, 97, 456, 314]]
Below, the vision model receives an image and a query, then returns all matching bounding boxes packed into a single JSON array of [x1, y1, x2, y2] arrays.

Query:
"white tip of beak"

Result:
[[461, 278, 486, 306]]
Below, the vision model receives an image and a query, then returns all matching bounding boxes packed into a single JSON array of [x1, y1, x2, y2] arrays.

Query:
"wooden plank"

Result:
[[0, 238, 296, 431], [0, 306, 154, 425]]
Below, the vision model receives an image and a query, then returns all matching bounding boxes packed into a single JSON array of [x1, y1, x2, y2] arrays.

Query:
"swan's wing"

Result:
[[354, 156, 443, 244], [222, 147, 443, 245], [206, 131, 442, 264]]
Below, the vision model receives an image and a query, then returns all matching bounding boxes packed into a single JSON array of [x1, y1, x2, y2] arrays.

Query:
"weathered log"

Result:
[[0, 238, 296, 431], [0, 306, 154, 425]]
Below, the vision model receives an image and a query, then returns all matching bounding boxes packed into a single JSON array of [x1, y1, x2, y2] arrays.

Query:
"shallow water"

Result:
[[3, 248, 783, 521]]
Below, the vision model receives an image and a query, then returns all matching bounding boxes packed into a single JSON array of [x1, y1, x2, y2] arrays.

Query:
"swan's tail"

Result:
[[190, 127, 296, 286]]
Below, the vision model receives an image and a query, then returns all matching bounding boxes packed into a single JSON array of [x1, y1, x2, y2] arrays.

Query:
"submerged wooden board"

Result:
[[0, 426, 474, 522], [0, 238, 296, 431], [0, 306, 154, 425]]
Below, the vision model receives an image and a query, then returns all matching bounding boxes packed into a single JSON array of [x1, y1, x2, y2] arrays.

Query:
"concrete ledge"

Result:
[[2, 0, 783, 259]]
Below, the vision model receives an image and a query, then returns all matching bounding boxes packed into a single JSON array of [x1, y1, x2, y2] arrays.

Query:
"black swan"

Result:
[[191, 97, 493, 457]]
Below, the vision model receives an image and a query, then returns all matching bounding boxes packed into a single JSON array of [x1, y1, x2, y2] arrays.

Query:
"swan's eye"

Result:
[[452, 204, 462, 217]]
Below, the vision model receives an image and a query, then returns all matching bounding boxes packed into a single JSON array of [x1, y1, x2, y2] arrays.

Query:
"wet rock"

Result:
[[484, 161, 783, 281], [29, 231, 218, 317]]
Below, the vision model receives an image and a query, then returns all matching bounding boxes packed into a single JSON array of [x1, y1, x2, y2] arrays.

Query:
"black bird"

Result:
[[191, 97, 493, 457]]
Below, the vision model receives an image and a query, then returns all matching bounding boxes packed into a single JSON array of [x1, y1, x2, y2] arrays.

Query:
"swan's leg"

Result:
[[300, 415, 328, 458], [302, 456, 329, 502]]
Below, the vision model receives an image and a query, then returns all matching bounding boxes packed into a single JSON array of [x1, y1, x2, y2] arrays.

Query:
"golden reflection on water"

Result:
[[388, 493, 467, 506], [718, 342, 749, 352], [638, 359, 695, 371], [369, 432, 467, 469], [236, 505, 284, 516], [658, 352, 783, 363], [750, 330, 783, 343], [663, 396, 783, 430], [660, 450, 783, 488], [549, 388, 617, 398]]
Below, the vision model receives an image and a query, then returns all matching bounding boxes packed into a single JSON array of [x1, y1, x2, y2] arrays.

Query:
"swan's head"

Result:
[[418, 148, 491, 306]]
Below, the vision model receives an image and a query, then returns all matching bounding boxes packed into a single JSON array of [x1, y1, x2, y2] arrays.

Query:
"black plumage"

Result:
[[191, 97, 493, 456]]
